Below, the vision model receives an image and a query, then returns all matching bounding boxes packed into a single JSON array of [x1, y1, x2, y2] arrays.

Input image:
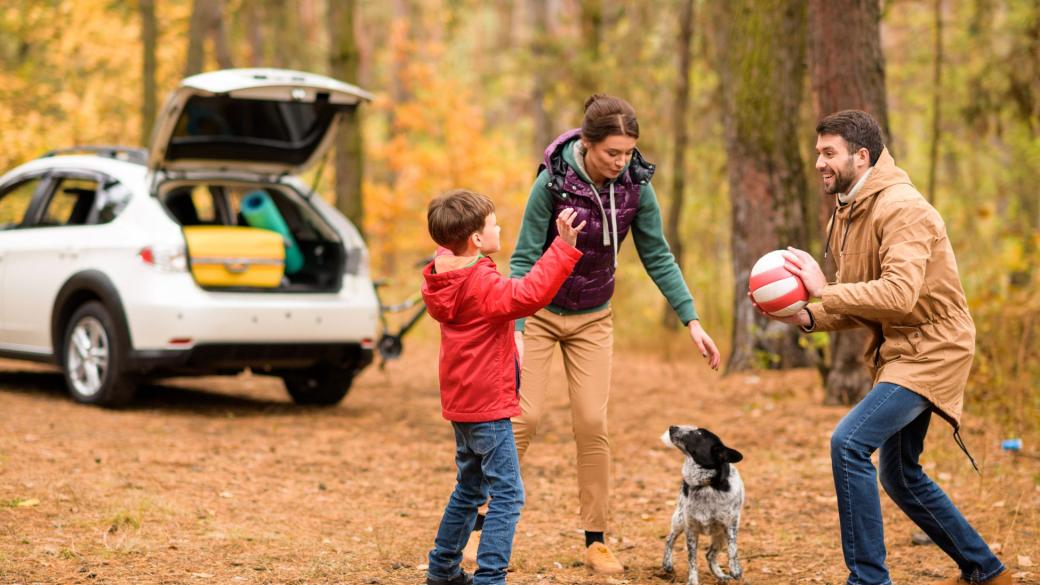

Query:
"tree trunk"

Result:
[[329, 0, 365, 232], [211, 0, 234, 69], [140, 0, 157, 146], [662, 0, 695, 328], [808, 0, 890, 404], [926, 0, 944, 204], [184, 0, 208, 76], [271, 0, 303, 69], [184, 0, 232, 75], [246, 1, 265, 67], [529, 0, 554, 156], [714, 0, 811, 372], [576, 0, 602, 97]]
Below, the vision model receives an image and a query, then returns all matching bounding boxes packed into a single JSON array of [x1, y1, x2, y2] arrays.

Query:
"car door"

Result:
[[0, 174, 52, 352], [1, 171, 103, 351]]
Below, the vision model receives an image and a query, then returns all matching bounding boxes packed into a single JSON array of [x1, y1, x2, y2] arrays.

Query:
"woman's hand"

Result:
[[555, 208, 587, 247], [688, 320, 721, 371]]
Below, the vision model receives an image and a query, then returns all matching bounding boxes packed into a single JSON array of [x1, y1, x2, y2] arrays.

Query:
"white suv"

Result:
[[0, 68, 379, 406]]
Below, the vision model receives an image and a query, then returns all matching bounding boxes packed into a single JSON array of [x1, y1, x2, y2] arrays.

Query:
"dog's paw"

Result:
[[660, 562, 674, 574]]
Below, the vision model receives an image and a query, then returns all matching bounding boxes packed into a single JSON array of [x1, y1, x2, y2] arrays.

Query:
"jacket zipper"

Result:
[[839, 201, 857, 256]]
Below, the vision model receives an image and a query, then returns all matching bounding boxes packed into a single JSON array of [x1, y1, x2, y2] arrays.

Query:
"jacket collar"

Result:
[[540, 129, 655, 195]]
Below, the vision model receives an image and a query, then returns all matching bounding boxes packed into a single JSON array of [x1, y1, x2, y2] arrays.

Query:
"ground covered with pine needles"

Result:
[[1, 345, 1036, 584]]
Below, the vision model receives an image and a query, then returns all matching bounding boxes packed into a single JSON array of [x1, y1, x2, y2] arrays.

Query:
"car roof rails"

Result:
[[41, 145, 149, 165]]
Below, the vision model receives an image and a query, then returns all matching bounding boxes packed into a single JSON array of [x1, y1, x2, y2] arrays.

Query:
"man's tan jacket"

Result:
[[808, 148, 975, 428]]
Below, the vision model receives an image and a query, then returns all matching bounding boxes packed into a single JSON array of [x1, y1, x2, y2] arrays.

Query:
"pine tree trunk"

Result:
[[529, 0, 553, 156], [140, 0, 157, 146], [184, 0, 208, 76], [662, 0, 695, 329], [926, 0, 944, 205], [808, 0, 890, 404], [576, 0, 602, 97], [246, 1, 265, 67], [271, 0, 303, 69], [329, 0, 365, 232], [714, 0, 811, 372], [211, 0, 234, 70]]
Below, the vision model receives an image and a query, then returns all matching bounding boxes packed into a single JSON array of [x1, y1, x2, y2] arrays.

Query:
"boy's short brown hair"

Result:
[[427, 189, 495, 254]]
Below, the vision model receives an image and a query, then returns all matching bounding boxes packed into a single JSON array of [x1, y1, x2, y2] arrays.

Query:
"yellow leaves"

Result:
[[363, 35, 532, 279], [2, 497, 39, 508]]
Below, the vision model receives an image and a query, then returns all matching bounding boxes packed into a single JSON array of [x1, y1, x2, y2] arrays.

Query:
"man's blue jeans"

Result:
[[428, 419, 524, 585], [830, 382, 1004, 585]]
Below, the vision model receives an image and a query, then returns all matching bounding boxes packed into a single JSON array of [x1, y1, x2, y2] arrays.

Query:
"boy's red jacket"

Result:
[[421, 237, 582, 422]]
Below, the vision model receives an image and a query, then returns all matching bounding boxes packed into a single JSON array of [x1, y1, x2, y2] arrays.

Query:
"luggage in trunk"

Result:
[[184, 226, 285, 288]]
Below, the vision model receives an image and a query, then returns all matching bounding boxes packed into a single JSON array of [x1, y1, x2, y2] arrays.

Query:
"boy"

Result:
[[421, 189, 585, 585]]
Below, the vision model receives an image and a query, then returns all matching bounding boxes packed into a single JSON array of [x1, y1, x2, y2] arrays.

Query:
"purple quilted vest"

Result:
[[539, 129, 656, 310]]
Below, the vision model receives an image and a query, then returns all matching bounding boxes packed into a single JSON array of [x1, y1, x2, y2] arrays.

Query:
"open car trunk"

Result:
[[159, 180, 345, 292]]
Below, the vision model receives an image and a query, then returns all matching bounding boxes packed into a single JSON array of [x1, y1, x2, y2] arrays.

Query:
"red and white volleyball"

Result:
[[749, 250, 809, 317]]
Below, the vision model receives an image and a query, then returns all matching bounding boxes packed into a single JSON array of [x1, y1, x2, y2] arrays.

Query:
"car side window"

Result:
[[0, 177, 44, 229], [38, 177, 100, 227], [95, 179, 131, 224]]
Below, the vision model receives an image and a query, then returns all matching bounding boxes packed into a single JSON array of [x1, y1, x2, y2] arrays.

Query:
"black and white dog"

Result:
[[660, 425, 745, 584]]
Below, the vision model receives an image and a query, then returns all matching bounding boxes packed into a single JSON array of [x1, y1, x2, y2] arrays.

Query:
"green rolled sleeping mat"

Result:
[[241, 191, 304, 274]]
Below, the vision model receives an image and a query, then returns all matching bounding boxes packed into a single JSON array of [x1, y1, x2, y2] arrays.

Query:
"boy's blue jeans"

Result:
[[831, 382, 1004, 585], [428, 419, 524, 585]]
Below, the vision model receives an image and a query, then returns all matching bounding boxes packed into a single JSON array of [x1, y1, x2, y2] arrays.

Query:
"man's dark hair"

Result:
[[427, 189, 495, 254], [815, 110, 884, 166]]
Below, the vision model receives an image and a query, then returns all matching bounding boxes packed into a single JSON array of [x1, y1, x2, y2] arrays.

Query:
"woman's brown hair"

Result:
[[581, 94, 639, 144]]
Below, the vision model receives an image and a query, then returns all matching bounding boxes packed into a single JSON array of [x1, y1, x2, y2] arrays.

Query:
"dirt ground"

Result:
[[1, 343, 1037, 585]]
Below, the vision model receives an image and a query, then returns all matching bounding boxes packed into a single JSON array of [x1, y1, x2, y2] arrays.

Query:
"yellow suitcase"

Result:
[[183, 226, 286, 288]]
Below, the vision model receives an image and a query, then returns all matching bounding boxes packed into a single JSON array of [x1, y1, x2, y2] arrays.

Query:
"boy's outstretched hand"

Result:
[[556, 208, 587, 247]]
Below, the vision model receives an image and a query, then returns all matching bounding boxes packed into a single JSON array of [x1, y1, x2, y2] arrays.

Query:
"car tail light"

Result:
[[138, 245, 187, 272], [361, 338, 374, 350]]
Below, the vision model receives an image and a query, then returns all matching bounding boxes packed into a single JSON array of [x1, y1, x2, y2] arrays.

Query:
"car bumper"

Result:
[[127, 342, 374, 376], [123, 272, 380, 350]]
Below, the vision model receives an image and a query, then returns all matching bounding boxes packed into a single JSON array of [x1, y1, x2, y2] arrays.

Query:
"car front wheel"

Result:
[[281, 364, 354, 406], [62, 301, 136, 406]]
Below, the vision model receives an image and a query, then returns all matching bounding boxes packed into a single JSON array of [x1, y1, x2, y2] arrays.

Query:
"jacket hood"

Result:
[[421, 258, 491, 322], [836, 147, 913, 221], [859, 147, 913, 201], [540, 128, 655, 192]]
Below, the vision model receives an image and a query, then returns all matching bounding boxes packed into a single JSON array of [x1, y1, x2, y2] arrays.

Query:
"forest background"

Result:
[[0, 0, 1036, 441]]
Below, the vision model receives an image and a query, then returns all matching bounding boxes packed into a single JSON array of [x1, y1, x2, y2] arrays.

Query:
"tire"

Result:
[[61, 301, 136, 406], [281, 363, 355, 406]]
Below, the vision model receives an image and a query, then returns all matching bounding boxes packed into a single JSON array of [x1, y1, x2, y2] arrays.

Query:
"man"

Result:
[[761, 110, 1009, 585]]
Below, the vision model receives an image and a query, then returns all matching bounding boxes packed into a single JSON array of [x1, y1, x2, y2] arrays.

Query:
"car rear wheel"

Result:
[[62, 301, 136, 406], [281, 364, 354, 406]]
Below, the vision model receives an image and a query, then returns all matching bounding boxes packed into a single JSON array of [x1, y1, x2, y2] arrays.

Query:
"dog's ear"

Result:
[[725, 447, 744, 463], [710, 444, 732, 491]]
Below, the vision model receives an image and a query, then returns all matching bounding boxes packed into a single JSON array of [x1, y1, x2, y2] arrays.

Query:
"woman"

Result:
[[507, 94, 720, 574]]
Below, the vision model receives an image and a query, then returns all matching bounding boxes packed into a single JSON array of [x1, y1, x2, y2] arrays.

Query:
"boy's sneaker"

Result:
[[426, 570, 473, 585], [585, 542, 624, 574], [929, 569, 1012, 585], [462, 530, 480, 564]]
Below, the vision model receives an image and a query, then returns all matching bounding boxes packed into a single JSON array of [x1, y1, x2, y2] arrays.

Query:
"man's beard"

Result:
[[825, 159, 856, 195]]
